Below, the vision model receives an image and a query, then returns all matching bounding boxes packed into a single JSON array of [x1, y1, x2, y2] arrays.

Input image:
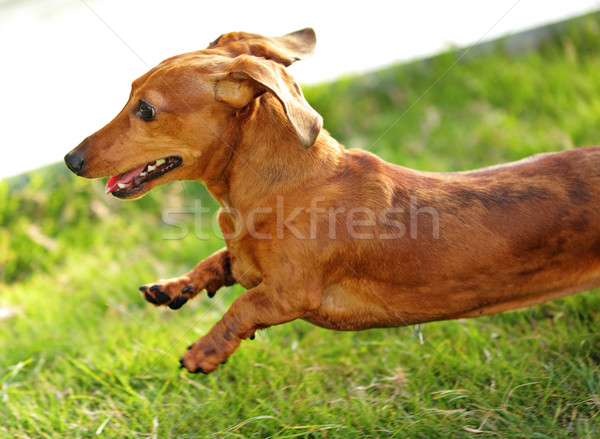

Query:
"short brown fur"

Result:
[[65, 29, 600, 374]]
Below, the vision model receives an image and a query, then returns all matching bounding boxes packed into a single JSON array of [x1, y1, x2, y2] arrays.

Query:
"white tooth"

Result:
[[140, 172, 147, 177], [147, 165, 156, 172], [155, 159, 166, 166], [118, 183, 128, 189]]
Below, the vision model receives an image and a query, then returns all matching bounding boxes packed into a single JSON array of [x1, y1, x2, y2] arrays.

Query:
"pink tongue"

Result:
[[105, 164, 147, 194]]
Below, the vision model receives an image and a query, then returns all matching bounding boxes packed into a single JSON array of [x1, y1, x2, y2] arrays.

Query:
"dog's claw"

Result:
[[249, 333, 255, 340], [207, 289, 216, 299], [179, 358, 208, 374], [144, 291, 158, 304], [155, 290, 171, 304], [139, 286, 147, 292], [194, 365, 207, 374], [149, 285, 160, 292], [168, 296, 188, 310], [182, 285, 192, 295]]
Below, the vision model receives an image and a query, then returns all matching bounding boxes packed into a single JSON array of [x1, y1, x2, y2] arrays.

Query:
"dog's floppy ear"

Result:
[[215, 56, 322, 149], [208, 28, 316, 67]]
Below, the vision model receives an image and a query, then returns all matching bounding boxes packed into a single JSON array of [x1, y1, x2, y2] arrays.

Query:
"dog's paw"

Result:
[[139, 276, 196, 310], [178, 339, 229, 374], [139, 273, 223, 309]]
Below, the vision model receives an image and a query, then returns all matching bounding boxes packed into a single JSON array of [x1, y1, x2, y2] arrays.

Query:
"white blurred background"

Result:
[[1, 0, 599, 178]]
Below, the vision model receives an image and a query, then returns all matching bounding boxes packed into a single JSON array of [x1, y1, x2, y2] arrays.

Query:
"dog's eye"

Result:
[[138, 100, 156, 121]]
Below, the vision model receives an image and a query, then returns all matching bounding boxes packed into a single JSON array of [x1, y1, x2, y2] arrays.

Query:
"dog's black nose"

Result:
[[64, 152, 85, 175]]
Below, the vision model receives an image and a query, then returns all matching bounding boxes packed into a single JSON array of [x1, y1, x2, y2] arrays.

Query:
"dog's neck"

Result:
[[206, 94, 344, 212]]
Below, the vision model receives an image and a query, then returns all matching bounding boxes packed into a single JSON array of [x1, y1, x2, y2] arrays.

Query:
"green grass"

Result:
[[2, 15, 600, 438]]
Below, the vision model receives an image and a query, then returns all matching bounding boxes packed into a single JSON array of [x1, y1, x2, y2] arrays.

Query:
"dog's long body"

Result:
[[65, 29, 600, 373]]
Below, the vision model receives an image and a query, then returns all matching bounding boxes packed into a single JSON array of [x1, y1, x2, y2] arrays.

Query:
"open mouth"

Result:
[[105, 156, 182, 198]]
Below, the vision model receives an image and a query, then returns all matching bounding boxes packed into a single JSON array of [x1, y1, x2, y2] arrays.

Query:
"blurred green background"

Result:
[[1, 14, 599, 438]]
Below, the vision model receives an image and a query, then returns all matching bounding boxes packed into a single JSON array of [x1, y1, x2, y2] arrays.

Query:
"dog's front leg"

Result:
[[139, 248, 235, 310], [179, 282, 321, 373]]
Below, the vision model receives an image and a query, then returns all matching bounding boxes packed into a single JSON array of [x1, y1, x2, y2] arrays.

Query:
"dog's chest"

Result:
[[229, 250, 263, 289]]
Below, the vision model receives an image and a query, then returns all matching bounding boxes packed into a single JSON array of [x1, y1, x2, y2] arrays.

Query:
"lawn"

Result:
[[1, 14, 599, 438]]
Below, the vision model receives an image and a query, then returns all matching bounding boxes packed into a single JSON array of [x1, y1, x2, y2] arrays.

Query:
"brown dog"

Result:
[[65, 28, 600, 374]]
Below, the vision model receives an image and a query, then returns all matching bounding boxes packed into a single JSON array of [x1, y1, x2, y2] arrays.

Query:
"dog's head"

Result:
[[64, 28, 322, 199]]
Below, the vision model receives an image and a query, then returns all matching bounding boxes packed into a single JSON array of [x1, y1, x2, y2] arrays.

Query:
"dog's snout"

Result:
[[64, 151, 85, 175]]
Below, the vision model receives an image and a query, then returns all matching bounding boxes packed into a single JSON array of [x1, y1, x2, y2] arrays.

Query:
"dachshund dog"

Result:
[[65, 28, 600, 374]]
